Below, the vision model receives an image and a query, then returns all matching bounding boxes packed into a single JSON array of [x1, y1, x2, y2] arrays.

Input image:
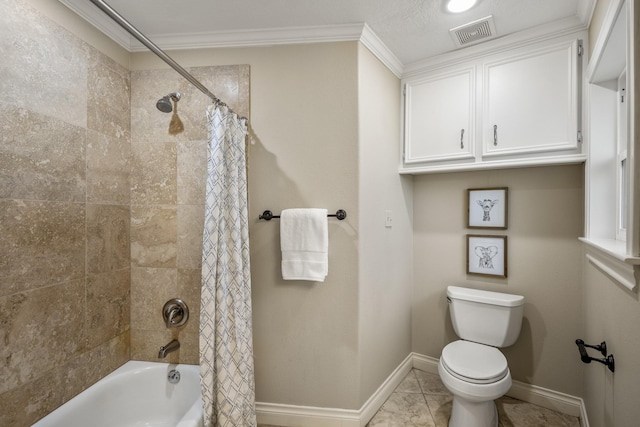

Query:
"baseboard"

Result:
[[411, 352, 440, 375], [255, 353, 413, 427], [255, 352, 590, 427], [579, 399, 590, 427], [507, 380, 583, 417], [358, 353, 414, 425], [410, 353, 587, 422], [255, 402, 360, 427]]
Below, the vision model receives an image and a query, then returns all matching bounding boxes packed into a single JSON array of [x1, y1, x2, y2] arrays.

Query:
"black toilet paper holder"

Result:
[[575, 339, 615, 372]]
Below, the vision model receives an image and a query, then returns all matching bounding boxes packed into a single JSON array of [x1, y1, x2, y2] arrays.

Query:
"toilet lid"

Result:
[[441, 340, 508, 384]]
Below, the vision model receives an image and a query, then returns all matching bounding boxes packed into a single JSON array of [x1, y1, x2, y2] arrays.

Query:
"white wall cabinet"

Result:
[[483, 40, 580, 158], [401, 33, 585, 174], [404, 68, 475, 164]]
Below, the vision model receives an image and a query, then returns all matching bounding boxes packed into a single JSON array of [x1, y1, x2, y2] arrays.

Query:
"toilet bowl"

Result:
[[439, 286, 524, 427], [438, 340, 512, 427]]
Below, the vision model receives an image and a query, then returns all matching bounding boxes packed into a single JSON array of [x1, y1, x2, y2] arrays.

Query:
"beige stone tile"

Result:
[[130, 267, 200, 363], [0, 279, 85, 395], [178, 268, 202, 330], [174, 327, 200, 365], [87, 130, 131, 204], [131, 205, 177, 267], [367, 392, 436, 427], [496, 396, 580, 427], [130, 65, 249, 145], [0, 0, 88, 128], [62, 332, 129, 403], [414, 369, 451, 396], [87, 48, 131, 140], [178, 204, 205, 269], [192, 64, 251, 117], [177, 140, 207, 205], [131, 69, 186, 144], [131, 328, 193, 364], [0, 104, 86, 202], [0, 363, 65, 426], [130, 266, 178, 331], [87, 204, 130, 274], [176, 268, 201, 365], [395, 370, 423, 394], [425, 394, 453, 427], [131, 140, 178, 205], [86, 269, 130, 349], [0, 200, 85, 297]]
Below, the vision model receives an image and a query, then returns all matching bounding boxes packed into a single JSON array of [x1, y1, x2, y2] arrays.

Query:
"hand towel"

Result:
[[280, 208, 328, 281]]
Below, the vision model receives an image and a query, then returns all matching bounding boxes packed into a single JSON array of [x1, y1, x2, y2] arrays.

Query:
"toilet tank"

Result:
[[447, 286, 524, 347]]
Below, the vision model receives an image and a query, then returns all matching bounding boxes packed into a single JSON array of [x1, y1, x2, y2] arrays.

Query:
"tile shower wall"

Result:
[[0, 0, 250, 423], [128, 65, 249, 364], [0, 0, 130, 425]]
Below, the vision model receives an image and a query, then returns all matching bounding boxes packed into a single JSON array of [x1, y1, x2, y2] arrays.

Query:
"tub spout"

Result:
[[158, 339, 180, 359]]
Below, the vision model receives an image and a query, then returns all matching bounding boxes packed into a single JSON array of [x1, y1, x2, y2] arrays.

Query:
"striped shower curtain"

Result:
[[200, 104, 256, 427]]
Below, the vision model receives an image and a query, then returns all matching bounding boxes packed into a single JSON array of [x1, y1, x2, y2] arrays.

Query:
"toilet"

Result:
[[438, 286, 524, 427]]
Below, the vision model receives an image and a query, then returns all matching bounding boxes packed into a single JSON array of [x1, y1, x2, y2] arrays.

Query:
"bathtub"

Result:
[[32, 361, 203, 427]]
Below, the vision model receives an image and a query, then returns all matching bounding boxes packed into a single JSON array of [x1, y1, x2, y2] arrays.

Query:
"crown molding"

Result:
[[360, 24, 404, 77], [58, 0, 402, 76], [129, 23, 366, 52], [58, 0, 133, 48]]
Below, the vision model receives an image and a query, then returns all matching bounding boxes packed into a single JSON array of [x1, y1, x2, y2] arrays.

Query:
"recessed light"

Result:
[[446, 0, 478, 13]]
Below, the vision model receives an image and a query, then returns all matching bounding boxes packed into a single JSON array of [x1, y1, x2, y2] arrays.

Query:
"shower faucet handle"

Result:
[[163, 298, 189, 328]]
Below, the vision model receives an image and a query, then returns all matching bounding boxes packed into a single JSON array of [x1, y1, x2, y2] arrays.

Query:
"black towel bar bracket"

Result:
[[575, 339, 615, 372], [259, 209, 347, 221]]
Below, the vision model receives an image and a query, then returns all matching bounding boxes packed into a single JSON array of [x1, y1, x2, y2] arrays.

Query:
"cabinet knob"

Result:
[[460, 128, 465, 149], [493, 124, 498, 146]]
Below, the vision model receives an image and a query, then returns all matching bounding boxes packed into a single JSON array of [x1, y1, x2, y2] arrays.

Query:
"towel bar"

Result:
[[259, 209, 347, 221]]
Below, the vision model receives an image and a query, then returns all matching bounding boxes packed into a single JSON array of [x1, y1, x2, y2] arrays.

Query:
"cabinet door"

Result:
[[483, 40, 579, 157], [404, 68, 475, 164]]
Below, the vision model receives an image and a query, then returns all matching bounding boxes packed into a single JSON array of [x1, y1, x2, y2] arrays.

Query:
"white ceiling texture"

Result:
[[60, 0, 594, 76]]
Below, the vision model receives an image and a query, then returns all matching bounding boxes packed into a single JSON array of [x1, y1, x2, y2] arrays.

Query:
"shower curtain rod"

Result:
[[90, 0, 245, 119]]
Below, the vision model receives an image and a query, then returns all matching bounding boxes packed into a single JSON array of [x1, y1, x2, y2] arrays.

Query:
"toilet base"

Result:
[[448, 395, 498, 427]]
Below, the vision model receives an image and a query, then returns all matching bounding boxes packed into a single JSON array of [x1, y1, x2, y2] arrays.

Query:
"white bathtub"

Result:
[[32, 361, 203, 427]]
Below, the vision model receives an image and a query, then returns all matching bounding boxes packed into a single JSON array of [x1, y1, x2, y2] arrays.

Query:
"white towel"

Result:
[[280, 208, 328, 282]]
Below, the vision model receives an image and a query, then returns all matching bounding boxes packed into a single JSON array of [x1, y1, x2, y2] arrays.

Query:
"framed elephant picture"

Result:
[[467, 187, 508, 229], [466, 235, 507, 278]]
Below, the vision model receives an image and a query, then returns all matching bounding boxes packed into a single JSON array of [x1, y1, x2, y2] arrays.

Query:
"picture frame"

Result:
[[466, 235, 508, 278], [467, 187, 508, 229]]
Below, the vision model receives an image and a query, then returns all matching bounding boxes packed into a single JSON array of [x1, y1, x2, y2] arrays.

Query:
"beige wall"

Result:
[[412, 165, 584, 396], [133, 43, 364, 408], [0, 0, 130, 424], [357, 45, 414, 405]]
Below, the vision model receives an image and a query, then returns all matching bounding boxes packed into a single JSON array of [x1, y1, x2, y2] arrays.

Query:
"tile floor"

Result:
[[259, 368, 580, 427]]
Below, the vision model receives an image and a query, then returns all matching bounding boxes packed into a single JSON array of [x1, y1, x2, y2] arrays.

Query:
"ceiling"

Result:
[[60, 0, 594, 71]]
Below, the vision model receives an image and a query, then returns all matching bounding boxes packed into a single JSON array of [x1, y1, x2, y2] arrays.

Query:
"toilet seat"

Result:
[[441, 340, 508, 384]]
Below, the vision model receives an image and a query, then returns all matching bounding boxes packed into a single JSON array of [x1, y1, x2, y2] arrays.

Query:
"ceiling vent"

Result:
[[449, 15, 497, 48]]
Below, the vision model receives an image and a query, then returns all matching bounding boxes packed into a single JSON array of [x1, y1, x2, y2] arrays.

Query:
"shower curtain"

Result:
[[200, 104, 256, 427]]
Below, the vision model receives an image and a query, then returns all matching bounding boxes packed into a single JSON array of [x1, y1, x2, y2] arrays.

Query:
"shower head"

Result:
[[156, 92, 181, 113]]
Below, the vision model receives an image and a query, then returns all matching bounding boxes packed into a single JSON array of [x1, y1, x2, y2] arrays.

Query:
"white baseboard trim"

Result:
[[256, 353, 413, 427], [255, 352, 589, 427], [579, 399, 590, 427], [410, 353, 588, 423], [507, 380, 583, 417], [358, 353, 414, 425], [411, 352, 440, 375], [255, 402, 360, 427]]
